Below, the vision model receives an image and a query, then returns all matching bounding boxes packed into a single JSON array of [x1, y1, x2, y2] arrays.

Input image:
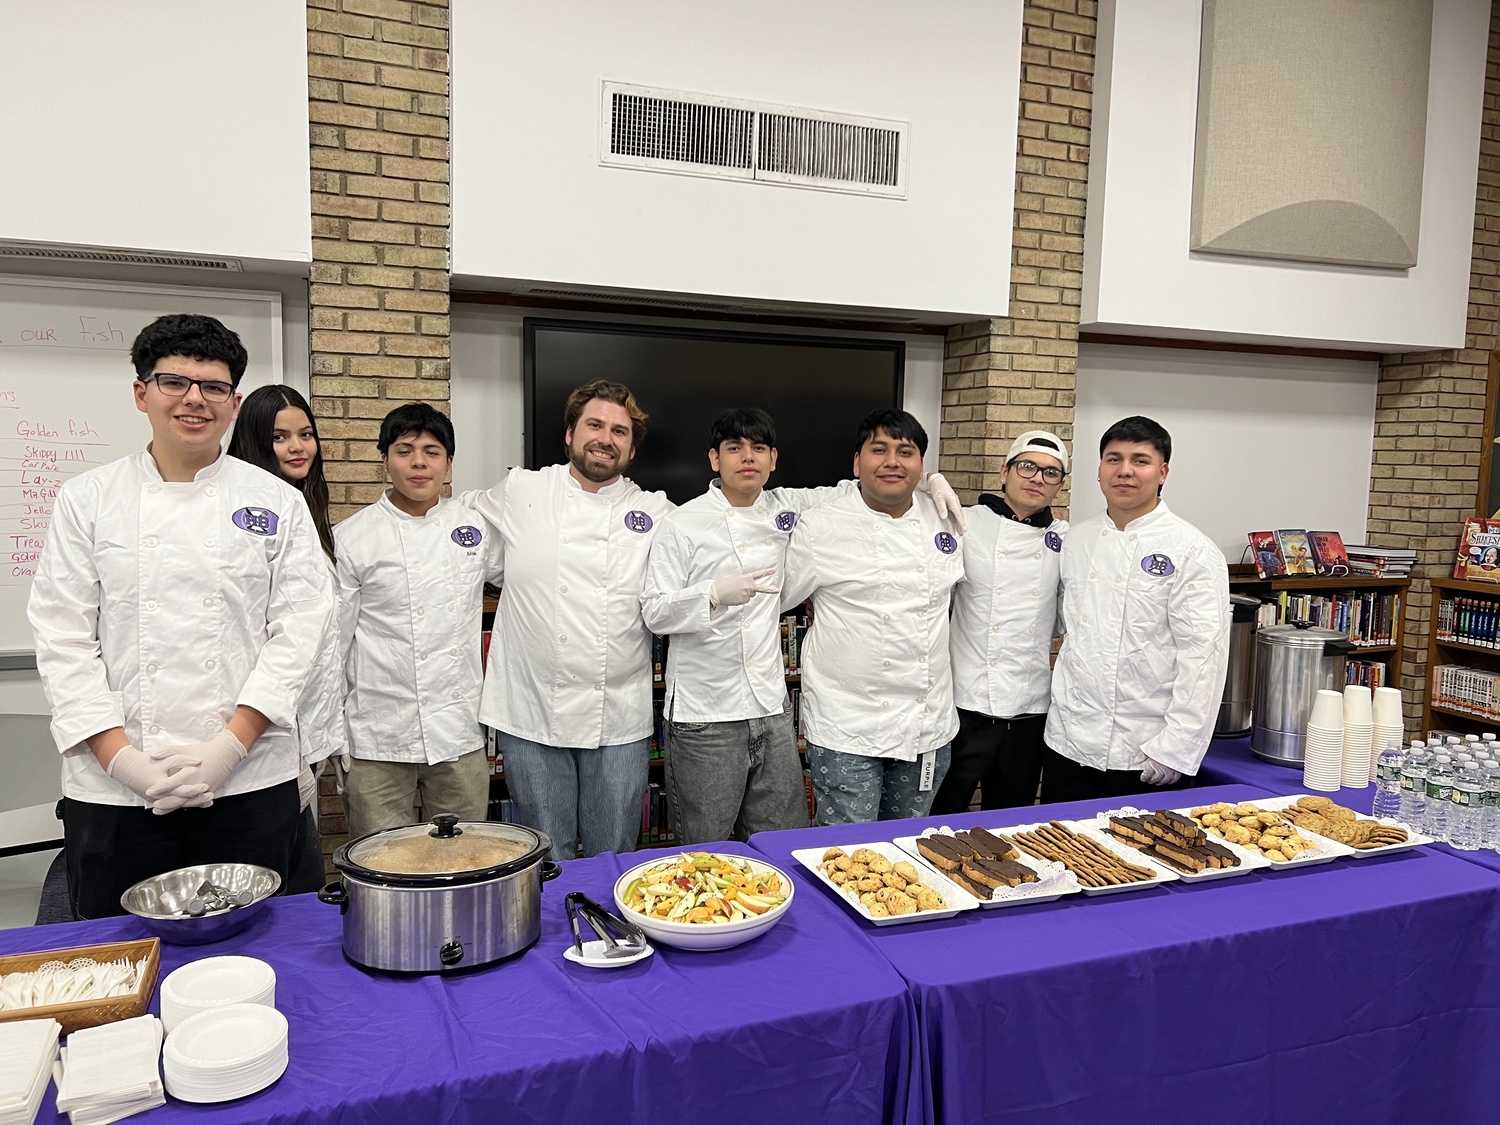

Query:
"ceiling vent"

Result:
[[600, 82, 907, 199], [517, 286, 749, 314], [0, 242, 241, 271]]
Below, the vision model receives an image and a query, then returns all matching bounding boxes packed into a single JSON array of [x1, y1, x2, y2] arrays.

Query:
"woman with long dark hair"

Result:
[[228, 385, 342, 894]]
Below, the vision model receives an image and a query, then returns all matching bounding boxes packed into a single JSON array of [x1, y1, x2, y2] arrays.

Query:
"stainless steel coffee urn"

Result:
[[1215, 594, 1262, 737], [1250, 623, 1355, 765]]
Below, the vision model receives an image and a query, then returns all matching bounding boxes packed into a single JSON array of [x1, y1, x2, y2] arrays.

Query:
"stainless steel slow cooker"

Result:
[[319, 814, 560, 973]]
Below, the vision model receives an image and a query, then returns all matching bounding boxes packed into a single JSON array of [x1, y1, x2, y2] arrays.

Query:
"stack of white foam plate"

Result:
[[1303, 689, 1344, 792], [163, 1004, 288, 1103], [160, 956, 276, 1033]]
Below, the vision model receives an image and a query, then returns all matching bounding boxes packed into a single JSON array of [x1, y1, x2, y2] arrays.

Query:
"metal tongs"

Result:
[[184, 879, 254, 917], [565, 892, 650, 959]]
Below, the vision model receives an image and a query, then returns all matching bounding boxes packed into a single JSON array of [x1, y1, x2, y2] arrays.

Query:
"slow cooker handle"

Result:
[[539, 861, 562, 889], [317, 881, 349, 914]]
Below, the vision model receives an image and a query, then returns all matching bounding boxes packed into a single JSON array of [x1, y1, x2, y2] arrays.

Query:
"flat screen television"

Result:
[[524, 319, 905, 504]]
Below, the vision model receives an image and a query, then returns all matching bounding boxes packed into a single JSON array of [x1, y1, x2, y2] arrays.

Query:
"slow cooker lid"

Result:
[[344, 815, 544, 879]]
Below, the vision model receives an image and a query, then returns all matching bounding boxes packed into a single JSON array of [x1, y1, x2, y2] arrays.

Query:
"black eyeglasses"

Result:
[[138, 373, 236, 403], [1010, 459, 1065, 484]]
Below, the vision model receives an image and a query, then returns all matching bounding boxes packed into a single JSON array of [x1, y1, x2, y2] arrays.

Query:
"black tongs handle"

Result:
[[569, 892, 648, 948]]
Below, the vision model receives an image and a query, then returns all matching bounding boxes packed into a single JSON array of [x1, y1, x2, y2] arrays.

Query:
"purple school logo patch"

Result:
[[623, 510, 654, 534], [1044, 530, 1063, 553], [231, 506, 279, 536], [935, 532, 958, 555], [452, 525, 483, 549], [776, 511, 797, 532], [1141, 553, 1175, 577]]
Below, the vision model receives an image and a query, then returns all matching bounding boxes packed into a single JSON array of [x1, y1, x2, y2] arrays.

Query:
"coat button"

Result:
[[203, 597, 214, 607], [146, 601, 158, 611], [145, 537, 158, 548], [558, 634, 567, 643], [206, 659, 215, 669], [594, 683, 603, 691], [206, 487, 216, 497], [559, 584, 568, 593], [149, 725, 160, 734]]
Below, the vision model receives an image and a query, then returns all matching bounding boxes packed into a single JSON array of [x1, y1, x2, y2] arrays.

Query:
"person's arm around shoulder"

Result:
[[1139, 539, 1231, 781], [779, 508, 824, 612], [455, 469, 510, 534]]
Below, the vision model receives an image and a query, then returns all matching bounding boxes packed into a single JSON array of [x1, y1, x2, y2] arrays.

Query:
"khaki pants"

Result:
[[345, 751, 491, 840]]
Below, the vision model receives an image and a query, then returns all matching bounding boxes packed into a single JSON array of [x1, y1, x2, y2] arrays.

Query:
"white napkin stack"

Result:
[[0, 1018, 61, 1125], [53, 1015, 164, 1125]]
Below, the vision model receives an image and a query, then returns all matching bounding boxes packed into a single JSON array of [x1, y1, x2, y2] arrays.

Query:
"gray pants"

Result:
[[664, 704, 809, 844], [344, 751, 491, 840]]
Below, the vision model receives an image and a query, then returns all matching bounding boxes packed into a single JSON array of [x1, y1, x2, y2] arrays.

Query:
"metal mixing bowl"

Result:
[[120, 863, 281, 945]]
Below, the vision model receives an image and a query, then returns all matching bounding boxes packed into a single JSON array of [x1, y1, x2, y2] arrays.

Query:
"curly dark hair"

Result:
[[130, 313, 249, 386]]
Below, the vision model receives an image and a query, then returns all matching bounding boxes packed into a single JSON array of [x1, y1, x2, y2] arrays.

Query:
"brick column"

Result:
[[1365, 6, 1500, 731], [940, 0, 1094, 517], [307, 0, 452, 525], [306, 0, 452, 865]]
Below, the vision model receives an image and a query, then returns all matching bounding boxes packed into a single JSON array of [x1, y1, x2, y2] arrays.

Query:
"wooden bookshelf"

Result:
[[1229, 571, 1411, 691], [1422, 576, 1500, 737]]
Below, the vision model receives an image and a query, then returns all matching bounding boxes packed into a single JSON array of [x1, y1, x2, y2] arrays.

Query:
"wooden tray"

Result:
[[0, 937, 160, 1035]]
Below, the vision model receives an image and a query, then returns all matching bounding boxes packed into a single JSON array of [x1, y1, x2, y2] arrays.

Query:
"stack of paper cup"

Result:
[[1341, 685, 1374, 789], [1371, 687, 1405, 782], [1303, 689, 1345, 792]]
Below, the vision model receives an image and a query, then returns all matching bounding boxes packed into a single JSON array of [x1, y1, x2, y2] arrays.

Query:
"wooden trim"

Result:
[[1079, 331, 1382, 363], [1229, 575, 1411, 591], [1477, 351, 1500, 517], [452, 289, 953, 336], [1429, 576, 1500, 596]]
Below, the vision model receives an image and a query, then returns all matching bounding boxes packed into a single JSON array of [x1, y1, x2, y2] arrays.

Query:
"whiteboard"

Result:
[[0, 275, 284, 654]]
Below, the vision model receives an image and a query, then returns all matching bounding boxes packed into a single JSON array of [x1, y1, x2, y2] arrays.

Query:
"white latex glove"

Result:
[[709, 568, 780, 609], [1140, 758, 1182, 787], [146, 730, 248, 813], [106, 745, 207, 807], [297, 765, 317, 812], [920, 473, 967, 534], [334, 753, 352, 796]]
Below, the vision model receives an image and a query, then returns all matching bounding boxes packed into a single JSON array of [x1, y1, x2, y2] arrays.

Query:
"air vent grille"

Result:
[[600, 82, 907, 198], [0, 242, 241, 270]]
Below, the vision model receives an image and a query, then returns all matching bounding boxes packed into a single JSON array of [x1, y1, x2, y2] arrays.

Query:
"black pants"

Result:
[[929, 711, 1046, 815], [62, 780, 300, 920], [1038, 747, 1189, 805], [286, 804, 327, 895]]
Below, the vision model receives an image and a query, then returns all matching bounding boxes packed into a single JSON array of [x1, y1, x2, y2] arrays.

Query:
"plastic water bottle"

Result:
[[1483, 760, 1500, 851], [1372, 742, 1405, 819], [1466, 734, 1482, 749], [1425, 754, 1455, 842], [1400, 744, 1430, 828], [1450, 764, 1485, 850]]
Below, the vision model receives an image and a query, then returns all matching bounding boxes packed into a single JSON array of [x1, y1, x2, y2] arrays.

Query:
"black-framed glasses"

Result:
[[138, 373, 236, 403], [1010, 458, 1065, 484]]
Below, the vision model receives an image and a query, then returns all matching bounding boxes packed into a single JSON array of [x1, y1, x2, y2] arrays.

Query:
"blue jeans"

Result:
[[806, 743, 952, 826], [499, 735, 650, 861]]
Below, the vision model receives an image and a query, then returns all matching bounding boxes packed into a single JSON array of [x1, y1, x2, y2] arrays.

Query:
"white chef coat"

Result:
[[779, 488, 964, 761], [1045, 502, 1230, 776], [335, 493, 503, 765], [461, 464, 673, 749], [28, 451, 334, 806], [950, 502, 1068, 718], [296, 556, 346, 767], [639, 480, 848, 723]]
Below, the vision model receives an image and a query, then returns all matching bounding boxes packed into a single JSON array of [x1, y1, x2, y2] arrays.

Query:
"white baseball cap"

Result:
[[1005, 430, 1069, 474]]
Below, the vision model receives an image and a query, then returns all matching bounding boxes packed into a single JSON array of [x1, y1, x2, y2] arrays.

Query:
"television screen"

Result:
[[525, 319, 905, 504]]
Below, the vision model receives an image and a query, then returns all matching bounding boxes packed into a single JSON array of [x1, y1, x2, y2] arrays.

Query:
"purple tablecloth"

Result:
[[1, 841, 922, 1125], [750, 783, 1500, 1125], [1201, 735, 1500, 876]]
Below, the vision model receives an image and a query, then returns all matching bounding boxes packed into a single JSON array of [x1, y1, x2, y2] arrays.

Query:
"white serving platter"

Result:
[[1249, 794, 1435, 857], [892, 828, 1083, 908], [1175, 799, 1357, 867], [791, 841, 981, 925], [1070, 807, 1273, 882], [1003, 821, 1181, 896]]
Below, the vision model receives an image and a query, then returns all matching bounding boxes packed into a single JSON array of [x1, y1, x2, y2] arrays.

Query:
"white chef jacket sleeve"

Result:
[[1139, 547, 1231, 776], [456, 471, 509, 536], [235, 498, 336, 733], [295, 606, 347, 765], [333, 529, 363, 695], [779, 514, 822, 612], [640, 519, 715, 634], [27, 486, 123, 754], [779, 479, 857, 515]]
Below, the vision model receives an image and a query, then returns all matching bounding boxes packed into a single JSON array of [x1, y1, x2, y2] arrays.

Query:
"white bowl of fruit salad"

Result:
[[613, 851, 795, 951]]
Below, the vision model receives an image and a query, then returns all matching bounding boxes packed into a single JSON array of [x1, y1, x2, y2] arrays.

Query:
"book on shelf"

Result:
[[1455, 518, 1500, 583], [1275, 529, 1317, 575], [1247, 531, 1285, 578], [1345, 659, 1386, 690], [1308, 531, 1351, 577], [1436, 593, 1500, 649], [1266, 589, 1400, 645], [1344, 544, 1415, 577], [1432, 664, 1500, 721]]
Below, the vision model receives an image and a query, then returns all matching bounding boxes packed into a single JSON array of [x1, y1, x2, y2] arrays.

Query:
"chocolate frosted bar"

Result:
[[1153, 809, 1202, 840], [956, 828, 1019, 862], [1107, 817, 1157, 848], [960, 855, 1039, 890], [916, 835, 972, 872], [1150, 840, 1209, 873], [1141, 819, 1195, 849], [1195, 837, 1241, 868], [948, 868, 993, 900]]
